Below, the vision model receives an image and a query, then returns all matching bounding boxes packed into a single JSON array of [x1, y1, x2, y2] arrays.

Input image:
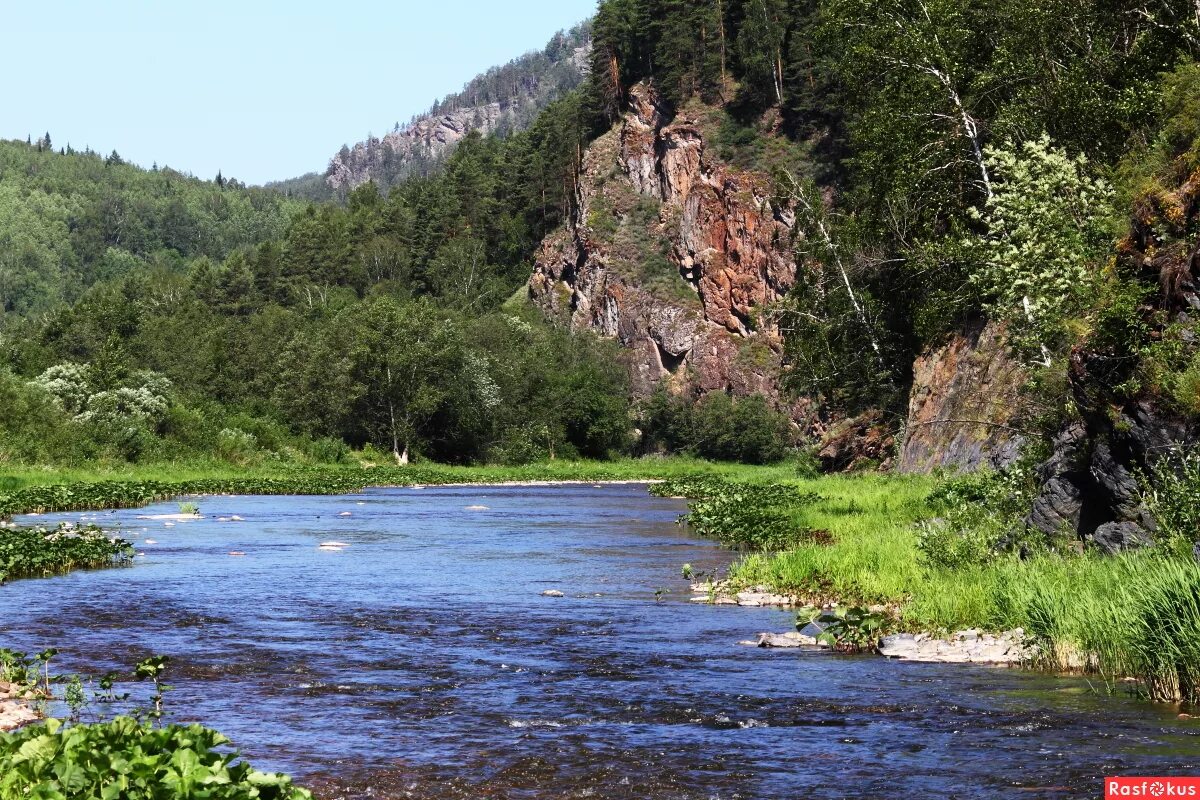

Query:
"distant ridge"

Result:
[[268, 22, 591, 201]]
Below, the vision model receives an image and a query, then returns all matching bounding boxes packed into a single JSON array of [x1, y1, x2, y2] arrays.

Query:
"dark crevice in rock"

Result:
[[654, 339, 688, 375]]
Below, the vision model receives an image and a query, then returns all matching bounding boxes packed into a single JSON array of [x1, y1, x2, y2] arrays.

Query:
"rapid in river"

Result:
[[3, 484, 1197, 798]]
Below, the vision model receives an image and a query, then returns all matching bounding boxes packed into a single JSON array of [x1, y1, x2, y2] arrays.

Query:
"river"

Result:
[[2, 484, 1197, 798]]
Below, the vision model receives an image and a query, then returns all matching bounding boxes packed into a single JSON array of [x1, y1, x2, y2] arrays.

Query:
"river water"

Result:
[[2, 484, 1197, 798]]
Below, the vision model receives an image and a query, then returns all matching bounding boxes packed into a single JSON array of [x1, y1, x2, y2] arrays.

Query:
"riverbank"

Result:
[[663, 473, 1200, 705], [4, 459, 1197, 706], [0, 458, 789, 517]]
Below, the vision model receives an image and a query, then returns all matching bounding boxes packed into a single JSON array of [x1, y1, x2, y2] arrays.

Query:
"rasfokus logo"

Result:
[[1106, 778, 1200, 797]]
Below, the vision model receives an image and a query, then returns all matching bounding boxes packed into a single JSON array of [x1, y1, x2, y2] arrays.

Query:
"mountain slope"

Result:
[[269, 22, 592, 201]]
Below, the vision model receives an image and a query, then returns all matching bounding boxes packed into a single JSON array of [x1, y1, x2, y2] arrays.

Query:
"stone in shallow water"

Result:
[[754, 631, 818, 648]]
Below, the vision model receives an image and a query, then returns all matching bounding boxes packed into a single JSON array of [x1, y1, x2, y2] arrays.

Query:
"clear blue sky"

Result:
[[4, 0, 596, 185]]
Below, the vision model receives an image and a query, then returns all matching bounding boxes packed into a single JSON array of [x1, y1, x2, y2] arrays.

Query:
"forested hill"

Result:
[[267, 22, 593, 202], [0, 138, 300, 315], [3, 0, 1200, 554]]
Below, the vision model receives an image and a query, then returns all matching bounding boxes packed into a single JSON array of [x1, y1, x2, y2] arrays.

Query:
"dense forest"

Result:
[[0, 138, 298, 314], [2, 0, 1200, 480]]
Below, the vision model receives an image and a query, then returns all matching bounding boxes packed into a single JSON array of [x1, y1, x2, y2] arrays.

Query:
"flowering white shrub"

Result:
[[466, 352, 502, 410], [31, 363, 93, 414], [76, 387, 169, 425], [30, 364, 171, 425], [964, 135, 1114, 358]]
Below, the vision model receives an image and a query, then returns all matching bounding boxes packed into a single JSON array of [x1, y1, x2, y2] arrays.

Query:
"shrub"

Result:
[[651, 477, 821, 550], [0, 717, 312, 799], [963, 135, 1114, 359], [692, 393, 793, 464], [918, 463, 1046, 569], [216, 428, 260, 465]]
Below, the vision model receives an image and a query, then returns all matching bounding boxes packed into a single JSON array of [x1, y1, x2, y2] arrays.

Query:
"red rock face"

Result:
[[898, 317, 1027, 473], [527, 83, 800, 414]]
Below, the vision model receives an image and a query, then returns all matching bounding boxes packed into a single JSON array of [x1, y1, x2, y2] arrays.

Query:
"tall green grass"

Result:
[[716, 473, 1200, 705]]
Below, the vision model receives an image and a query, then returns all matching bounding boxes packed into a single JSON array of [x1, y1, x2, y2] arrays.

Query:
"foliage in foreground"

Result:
[[0, 649, 310, 799], [0, 717, 311, 800], [799, 605, 889, 654], [0, 524, 132, 584]]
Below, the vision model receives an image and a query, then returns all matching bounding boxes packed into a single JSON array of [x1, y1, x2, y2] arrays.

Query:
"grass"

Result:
[[5, 457, 1199, 704], [0, 457, 801, 516], [728, 473, 936, 606], [0, 456, 796, 492], [677, 471, 1200, 705]]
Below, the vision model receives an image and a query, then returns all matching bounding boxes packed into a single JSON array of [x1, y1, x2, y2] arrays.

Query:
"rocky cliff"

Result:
[[327, 32, 590, 196], [324, 103, 508, 193], [899, 318, 1027, 473], [269, 25, 591, 200], [527, 84, 801, 412]]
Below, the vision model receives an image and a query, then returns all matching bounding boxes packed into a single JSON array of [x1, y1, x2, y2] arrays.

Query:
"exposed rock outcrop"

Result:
[[1027, 373, 1192, 551], [900, 317, 1027, 473], [816, 410, 894, 472], [299, 27, 592, 197], [528, 83, 800, 411], [324, 104, 506, 193]]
